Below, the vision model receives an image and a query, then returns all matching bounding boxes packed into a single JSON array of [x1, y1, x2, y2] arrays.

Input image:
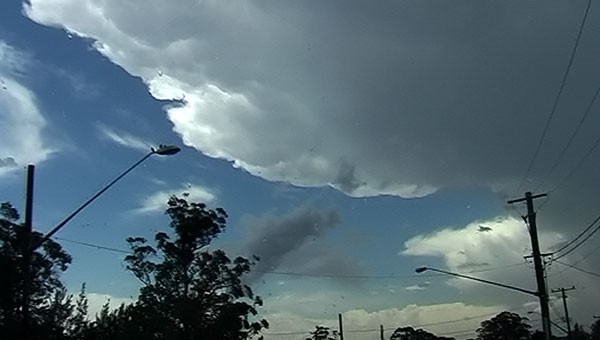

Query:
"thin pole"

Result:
[[380, 325, 384, 340], [553, 286, 575, 340], [32, 151, 154, 250], [338, 313, 344, 340], [23, 165, 35, 336], [508, 192, 551, 340]]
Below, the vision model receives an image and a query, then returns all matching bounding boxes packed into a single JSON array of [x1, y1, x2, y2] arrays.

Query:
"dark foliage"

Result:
[[591, 319, 600, 340], [476, 312, 532, 340], [390, 326, 454, 340], [572, 323, 591, 340], [101, 195, 269, 340], [0, 202, 73, 340], [306, 325, 337, 340]]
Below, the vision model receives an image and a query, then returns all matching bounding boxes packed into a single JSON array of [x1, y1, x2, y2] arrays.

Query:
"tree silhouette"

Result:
[[591, 319, 600, 340], [0, 202, 73, 339], [390, 326, 455, 340], [306, 325, 336, 340], [116, 195, 268, 340], [572, 323, 591, 340], [476, 312, 532, 340]]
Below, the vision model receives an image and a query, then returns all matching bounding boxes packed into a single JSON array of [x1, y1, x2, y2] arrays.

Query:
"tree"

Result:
[[306, 325, 336, 340], [0, 202, 73, 340], [115, 195, 268, 340], [67, 284, 89, 339], [572, 323, 590, 340], [476, 312, 532, 340], [390, 326, 455, 340], [591, 319, 600, 340]]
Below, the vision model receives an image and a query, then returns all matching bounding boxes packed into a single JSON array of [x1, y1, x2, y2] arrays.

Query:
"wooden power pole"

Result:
[[508, 192, 551, 340], [552, 286, 575, 340]]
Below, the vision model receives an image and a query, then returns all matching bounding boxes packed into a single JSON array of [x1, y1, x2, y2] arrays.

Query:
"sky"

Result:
[[1, 0, 600, 339]]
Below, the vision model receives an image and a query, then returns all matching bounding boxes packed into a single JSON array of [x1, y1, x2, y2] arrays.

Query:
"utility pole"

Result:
[[22, 165, 35, 338], [508, 191, 551, 340], [338, 313, 344, 340], [552, 286, 575, 340], [380, 325, 384, 340]]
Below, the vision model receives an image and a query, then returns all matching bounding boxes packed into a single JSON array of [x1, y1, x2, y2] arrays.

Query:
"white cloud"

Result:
[[97, 123, 152, 152], [0, 41, 29, 74], [0, 42, 55, 176], [402, 216, 565, 271], [405, 282, 430, 291], [25, 0, 581, 199], [136, 183, 216, 213], [261, 300, 506, 340], [85, 292, 134, 318], [401, 215, 600, 328]]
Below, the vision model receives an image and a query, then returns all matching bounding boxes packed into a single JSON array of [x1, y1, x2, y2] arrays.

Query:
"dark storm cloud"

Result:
[[26, 0, 600, 285], [25, 1, 600, 200], [238, 205, 345, 282], [0, 157, 17, 168]]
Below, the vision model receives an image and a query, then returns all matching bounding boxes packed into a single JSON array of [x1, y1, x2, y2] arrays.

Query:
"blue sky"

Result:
[[2, 1, 600, 339]]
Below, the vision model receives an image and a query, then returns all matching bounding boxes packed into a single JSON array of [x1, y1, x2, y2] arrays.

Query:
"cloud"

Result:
[[405, 281, 431, 291], [25, 0, 594, 200], [401, 215, 600, 327], [22, 1, 600, 329], [237, 205, 357, 282], [0, 42, 55, 176], [54, 69, 100, 99], [261, 299, 506, 340], [402, 216, 565, 270], [23, 2, 600, 248], [0, 41, 30, 75], [136, 183, 216, 213], [85, 292, 134, 318], [97, 123, 152, 152]]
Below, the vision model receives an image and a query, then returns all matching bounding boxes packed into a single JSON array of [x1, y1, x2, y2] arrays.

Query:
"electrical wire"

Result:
[[547, 130, 600, 193], [263, 309, 526, 336], [549, 241, 600, 277], [513, 0, 592, 195], [552, 214, 600, 255], [555, 260, 600, 278], [54, 236, 131, 254], [553, 216, 600, 261], [54, 236, 534, 337], [535, 85, 600, 192], [549, 300, 563, 323], [53, 235, 526, 279], [256, 262, 525, 280]]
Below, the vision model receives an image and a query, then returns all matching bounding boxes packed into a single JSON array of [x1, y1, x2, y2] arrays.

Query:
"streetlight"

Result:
[[31, 144, 180, 251], [415, 266, 539, 297]]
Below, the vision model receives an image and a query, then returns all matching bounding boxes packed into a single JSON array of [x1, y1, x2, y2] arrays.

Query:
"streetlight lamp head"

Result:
[[154, 145, 181, 156], [415, 267, 428, 273]]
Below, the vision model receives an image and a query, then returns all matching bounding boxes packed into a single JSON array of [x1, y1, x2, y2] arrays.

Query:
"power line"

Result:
[[552, 214, 600, 255], [263, 308, 529, 336], [513, 0, 592, 195], [553, 216, 600, 261], [54, 236, 131, 254], [555, 260, 600, 278], [535, 85, 600, 192], [263, 309, 519, 336], [547, 130, 600, 193], [548, 242, 599, 278], [257, 263, 525, 280], [53, 236, 526, 279], [549, 300, 563, 323]]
